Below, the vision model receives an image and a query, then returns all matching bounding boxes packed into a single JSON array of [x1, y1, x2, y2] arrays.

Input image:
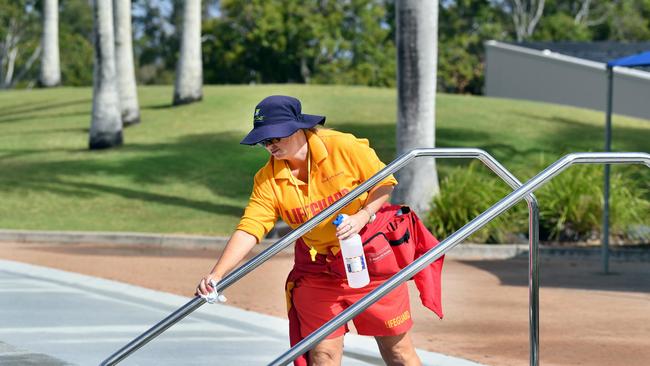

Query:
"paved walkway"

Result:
[[0, 259, 483, 366]]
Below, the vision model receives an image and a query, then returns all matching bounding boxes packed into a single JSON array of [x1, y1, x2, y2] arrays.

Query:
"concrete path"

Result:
[[0, 259, 483, 366]]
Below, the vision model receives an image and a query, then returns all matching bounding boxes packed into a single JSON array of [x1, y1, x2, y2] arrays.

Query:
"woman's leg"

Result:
[[375, 332, 422, 366], [309, 336, 344, 366], [292, 275, 348, 365]]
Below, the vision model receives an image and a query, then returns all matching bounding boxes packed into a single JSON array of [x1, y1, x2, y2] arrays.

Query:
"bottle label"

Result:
[[345, 256, 366, 273]]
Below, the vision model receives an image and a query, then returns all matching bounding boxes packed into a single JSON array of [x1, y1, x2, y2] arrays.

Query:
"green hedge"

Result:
[[536, 165, 649, 243], [425, 162, 528, 244], [426, 162, 649, 244]]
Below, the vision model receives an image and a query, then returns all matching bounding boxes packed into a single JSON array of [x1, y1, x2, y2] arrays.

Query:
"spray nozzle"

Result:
[[332, 214, 346, 227]]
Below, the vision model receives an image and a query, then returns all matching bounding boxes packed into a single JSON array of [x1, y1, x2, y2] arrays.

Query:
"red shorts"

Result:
[[292, 274, 412, 339]]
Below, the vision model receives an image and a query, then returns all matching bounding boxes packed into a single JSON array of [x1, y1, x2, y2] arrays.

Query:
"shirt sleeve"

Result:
[[236, 169, 279, 243], [349, 137, 398, 187]]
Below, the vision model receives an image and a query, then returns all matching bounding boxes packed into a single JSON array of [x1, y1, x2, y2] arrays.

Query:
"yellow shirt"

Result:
[[236, 129, 398, 254]]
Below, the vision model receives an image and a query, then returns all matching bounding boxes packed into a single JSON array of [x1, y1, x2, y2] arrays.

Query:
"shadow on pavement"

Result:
[[461, 256, 650, 294]]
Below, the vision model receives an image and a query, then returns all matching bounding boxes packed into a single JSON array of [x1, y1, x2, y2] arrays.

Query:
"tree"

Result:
[[393, 0, 440, 214], [532, 0, 613, 41], [132, 0, 182, 84], [173, 0, 202, 105], [58, 0, 94, 86], [89, 0, 122, 149], [533, 12, 592, 40], [39, 0, 61, 86], [114, 0, 140, 125], [572, 0, 610, 25], [1, 0, 93, 89], [494, 0, 546, 41], [541, 0, 650, 41], [202, 0, 396, 86], [438, 0, 507, 93], [0, 0, 41, 89], [597, 0, 650, 41]]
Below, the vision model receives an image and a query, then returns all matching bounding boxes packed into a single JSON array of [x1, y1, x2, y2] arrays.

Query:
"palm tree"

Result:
[[173, 0, 203, 105], [114, 0, 140, 125], [89, 0, 122, 150], [39, 0, 61, 87], [393, 0, 440, 214]]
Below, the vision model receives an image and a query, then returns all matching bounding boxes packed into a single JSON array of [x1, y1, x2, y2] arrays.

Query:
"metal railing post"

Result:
[[268, 152, 649, 366], [529, 198, 539, 366], [101, 148, 538, 366]]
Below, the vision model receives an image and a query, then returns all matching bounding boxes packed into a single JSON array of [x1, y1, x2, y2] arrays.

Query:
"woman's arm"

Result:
[[335, 184, 394, 240], [360, 184, 394, 220], [196, 229, 258, 296]]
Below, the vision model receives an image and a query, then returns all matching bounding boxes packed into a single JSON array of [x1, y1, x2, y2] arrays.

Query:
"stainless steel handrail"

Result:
[[269, 152, 650, 366], [100, 148, 539, 366]]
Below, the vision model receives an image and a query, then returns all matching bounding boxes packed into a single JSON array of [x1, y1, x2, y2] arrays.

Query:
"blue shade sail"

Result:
[[607, 51, 650, 68]]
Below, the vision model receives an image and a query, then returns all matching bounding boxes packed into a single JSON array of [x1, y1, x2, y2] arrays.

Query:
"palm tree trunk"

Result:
[[89, 0, 123, 150], [39, 0, 61, 87], [114, 0, 140, 125], [173, 0, 203, 105], [393, 0, 440, 214]]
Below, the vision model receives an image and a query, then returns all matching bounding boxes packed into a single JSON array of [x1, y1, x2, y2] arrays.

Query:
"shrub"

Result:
[[425, 162, 649, 244], [536, 165, 649, 243], [425, 162, 528, 244]]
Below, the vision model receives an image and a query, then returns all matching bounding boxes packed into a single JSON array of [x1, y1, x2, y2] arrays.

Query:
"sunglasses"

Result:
[[257, 137, 281, 147]]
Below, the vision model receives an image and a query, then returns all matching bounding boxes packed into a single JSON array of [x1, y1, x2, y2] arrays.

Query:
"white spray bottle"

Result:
[[333, 214, 370, 288]]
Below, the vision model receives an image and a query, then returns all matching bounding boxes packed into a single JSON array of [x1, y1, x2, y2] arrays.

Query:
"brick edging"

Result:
[[1, 229, 648, 261]]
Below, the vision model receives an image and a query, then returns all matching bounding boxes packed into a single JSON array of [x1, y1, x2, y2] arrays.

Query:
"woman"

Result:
[[196, 95, 425, 366]]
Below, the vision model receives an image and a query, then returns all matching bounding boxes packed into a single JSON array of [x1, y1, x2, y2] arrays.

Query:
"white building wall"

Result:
[[485, 41, 650, 121]]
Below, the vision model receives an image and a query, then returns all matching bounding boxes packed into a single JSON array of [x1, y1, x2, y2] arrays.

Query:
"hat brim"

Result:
[[240, 114, 326, 145]]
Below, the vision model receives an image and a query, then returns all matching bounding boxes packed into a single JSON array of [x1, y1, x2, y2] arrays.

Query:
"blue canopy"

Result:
[[607, 51, 650, 68]]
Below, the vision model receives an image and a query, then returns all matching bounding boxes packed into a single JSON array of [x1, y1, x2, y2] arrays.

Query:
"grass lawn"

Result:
[[0, 84, 648, 236]]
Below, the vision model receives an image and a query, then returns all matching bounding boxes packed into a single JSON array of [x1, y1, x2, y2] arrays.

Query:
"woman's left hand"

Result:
[[336, 212, 370, 240]]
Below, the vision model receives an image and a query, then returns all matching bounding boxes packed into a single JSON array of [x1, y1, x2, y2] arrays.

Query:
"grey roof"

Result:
[[514, 41, 650, 70]]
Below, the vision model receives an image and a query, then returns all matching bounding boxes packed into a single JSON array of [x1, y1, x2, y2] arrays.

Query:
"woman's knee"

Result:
[[309, 337, 344, 366], [375, 333, 422, 366]]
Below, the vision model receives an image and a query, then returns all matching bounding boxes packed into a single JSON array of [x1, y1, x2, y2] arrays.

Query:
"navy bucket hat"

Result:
[[240, 95, 326, 145]]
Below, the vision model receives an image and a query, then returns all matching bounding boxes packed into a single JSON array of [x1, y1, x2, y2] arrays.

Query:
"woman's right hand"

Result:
[[193, 230, 257, 301], [195, 274, 221, 297]]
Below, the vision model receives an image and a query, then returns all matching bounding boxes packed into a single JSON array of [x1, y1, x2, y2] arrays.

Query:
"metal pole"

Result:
[[101, 148, 535, 365], [268, 152, 650, 366], [474, 156, 539, 366], [528, 199, 539, 366], [475, 156, 539, 366], [602, 66, 614, 274]]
